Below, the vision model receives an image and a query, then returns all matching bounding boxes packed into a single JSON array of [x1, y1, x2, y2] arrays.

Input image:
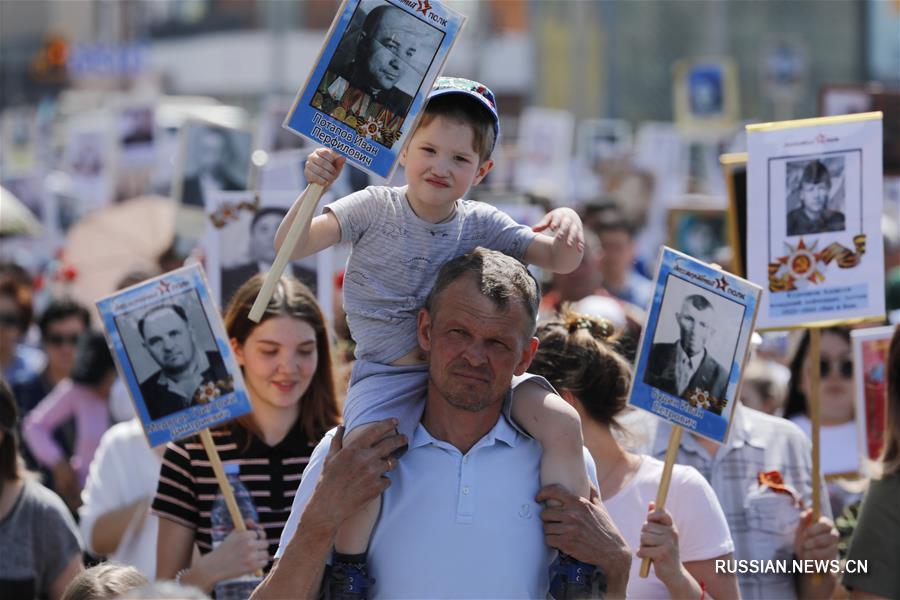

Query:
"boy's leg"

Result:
[[512, 379, 600, 599], [511, 380, 590, 503]]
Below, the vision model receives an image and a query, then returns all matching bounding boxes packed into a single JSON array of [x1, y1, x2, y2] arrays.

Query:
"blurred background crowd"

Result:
[[0, 1, 898, 599]]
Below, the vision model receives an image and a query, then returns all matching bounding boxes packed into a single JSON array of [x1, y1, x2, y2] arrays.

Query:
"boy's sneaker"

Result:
[[325, 559, 374, 600], [549, 552, 606, 599]]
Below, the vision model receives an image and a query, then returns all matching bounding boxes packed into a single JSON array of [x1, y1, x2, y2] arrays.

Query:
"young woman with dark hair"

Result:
[[153, 274, 341, 595]]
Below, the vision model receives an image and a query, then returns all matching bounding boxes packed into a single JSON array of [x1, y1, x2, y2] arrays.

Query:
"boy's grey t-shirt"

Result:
[[327, 185, 536, 363], [0, 479, 83, 598]]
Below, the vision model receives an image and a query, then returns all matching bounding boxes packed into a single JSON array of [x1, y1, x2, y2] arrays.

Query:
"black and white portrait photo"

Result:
[[116, 291, 232, 421], [643, 275, 744, 414], [785, 156, 846, 236], [220, 206, 317, 304], [310, 0, 443, 148], [176, 121, 251, 208]]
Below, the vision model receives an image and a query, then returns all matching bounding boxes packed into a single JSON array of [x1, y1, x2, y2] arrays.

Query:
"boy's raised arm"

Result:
[[274, 148, 346, 260], [524, 207, 585, 274]]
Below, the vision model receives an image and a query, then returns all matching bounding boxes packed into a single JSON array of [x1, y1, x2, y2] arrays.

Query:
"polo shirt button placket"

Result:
[[457, 453, 474, 523]]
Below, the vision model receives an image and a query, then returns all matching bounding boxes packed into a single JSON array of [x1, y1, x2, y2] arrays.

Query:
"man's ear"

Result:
[[416, 308, 433, 352], [230, 338, 244, 367], [471, 158, 494, 187], [513, 336, 539, 376]]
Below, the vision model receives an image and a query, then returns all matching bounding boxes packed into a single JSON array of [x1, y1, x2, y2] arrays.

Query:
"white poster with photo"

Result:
[[747, 113, 885, 329], [512, 107, 575, 200], [173, 119, 253, 238], [62, 115, 116, 215], [203, 191, 333, 325], [1, 107, 40, 175]]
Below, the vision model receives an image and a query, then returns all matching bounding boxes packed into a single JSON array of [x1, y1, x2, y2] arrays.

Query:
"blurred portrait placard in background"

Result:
[[173, 119, 252, 239], [673, 58, 740, 141], [284, 0, 466, 178], [63, 115, 116, 216], [629, 247, 761, 443], [747, 113, 885, 330], [851, 325, 896, 474], [666, 205, 730, 266], [96, 265, 252, 447], [203, 190, 334, 322]]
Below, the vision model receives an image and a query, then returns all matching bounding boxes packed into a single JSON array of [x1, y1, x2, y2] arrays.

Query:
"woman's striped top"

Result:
[[151, 419, 319, 568]]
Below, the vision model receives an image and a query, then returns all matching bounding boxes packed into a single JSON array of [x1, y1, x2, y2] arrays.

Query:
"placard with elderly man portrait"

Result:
[[285, 0, 466, 178], [96, 265, 252, 446], [630, 247, 761, 444]]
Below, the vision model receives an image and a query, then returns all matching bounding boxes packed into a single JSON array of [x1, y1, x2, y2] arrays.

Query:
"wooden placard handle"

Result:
[[809, 327, 822, 521], [198, 428, 264, 578], [639, 425, 684, 579], [248, 183, 324, 322]]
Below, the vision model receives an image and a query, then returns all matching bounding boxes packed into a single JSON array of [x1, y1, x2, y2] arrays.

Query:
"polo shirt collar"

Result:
[[412, 412, 521, 453]]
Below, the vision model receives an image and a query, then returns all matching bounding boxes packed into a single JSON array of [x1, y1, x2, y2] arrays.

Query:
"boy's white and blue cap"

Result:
[[427, 77, 500, 152]]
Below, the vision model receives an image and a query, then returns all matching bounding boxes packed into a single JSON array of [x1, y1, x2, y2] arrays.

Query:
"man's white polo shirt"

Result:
[[277, 410, 598, 598]]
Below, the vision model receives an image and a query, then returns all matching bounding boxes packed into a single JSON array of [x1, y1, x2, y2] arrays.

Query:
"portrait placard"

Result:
[[173, 119, 253, 238], [629, 247, 762, 444], [284, 0, 466, 179], [1, 107, 40, 175], [666, 206, 730, 266], [721, 152, 748, 276], [851, 325, 895, 474], [673, 57, 740, 141], [96, 265, 252, 447], [62, 114, 117, 216], [512, 107, 576, 198], [746, 113, 885, 330], [202, 190, 334, 319]]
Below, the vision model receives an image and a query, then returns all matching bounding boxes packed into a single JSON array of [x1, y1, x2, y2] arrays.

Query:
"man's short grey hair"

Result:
[[682, 294, 714, 312], [425, 247, 540, 336]]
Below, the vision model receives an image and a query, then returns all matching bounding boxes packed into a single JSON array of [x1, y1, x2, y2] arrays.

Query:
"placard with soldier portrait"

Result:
[[629, 247, 762, 444], [284, 0, 466, 179], [96, 264, 252, 447], [746, 112, 885, 330]]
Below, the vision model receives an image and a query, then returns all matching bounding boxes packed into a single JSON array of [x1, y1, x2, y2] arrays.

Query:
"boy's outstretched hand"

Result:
[[533, 207, 585, 251], [305, 148, 346, 191]]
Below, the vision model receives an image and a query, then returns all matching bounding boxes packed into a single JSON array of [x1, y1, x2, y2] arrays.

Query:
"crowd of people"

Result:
[[1, 74, 899, 600]]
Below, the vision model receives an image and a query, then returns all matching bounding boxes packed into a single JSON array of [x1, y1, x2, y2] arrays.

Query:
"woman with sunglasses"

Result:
[[23, 331, 116, 511], [784, 327, 859, 514], [842, 325, 900, 599]]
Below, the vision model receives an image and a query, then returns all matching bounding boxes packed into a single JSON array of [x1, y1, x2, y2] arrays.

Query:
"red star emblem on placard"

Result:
[[416, 0, 431, 16], [157, 280, 171, 294], [714, 275, 728, 291]]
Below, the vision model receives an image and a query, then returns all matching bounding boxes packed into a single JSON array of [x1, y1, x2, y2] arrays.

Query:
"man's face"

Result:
[[418, 276, 536, 414], [362, 9, 422, 91], [142, 308, 196, 374], [249, 213, 282, 264], [197, 129, 227, 174], [675, 301, 714, 356], [799, 181, 829, 215]]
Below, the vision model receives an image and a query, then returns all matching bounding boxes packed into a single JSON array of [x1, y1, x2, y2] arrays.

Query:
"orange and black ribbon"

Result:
[[768, 234, 866, 292], [208, 194, 261, 229]]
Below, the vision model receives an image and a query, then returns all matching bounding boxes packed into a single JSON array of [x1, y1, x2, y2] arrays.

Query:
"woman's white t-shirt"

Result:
[[604, 455, 734, 599], [789, 415, 859, 475]]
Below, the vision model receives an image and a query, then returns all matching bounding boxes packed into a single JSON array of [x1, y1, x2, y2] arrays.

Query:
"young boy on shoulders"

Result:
[[277, 77, 594, 598]]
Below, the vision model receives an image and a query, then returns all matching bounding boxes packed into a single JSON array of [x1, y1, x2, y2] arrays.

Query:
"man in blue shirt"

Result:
[[258, 249, 631, 599]]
